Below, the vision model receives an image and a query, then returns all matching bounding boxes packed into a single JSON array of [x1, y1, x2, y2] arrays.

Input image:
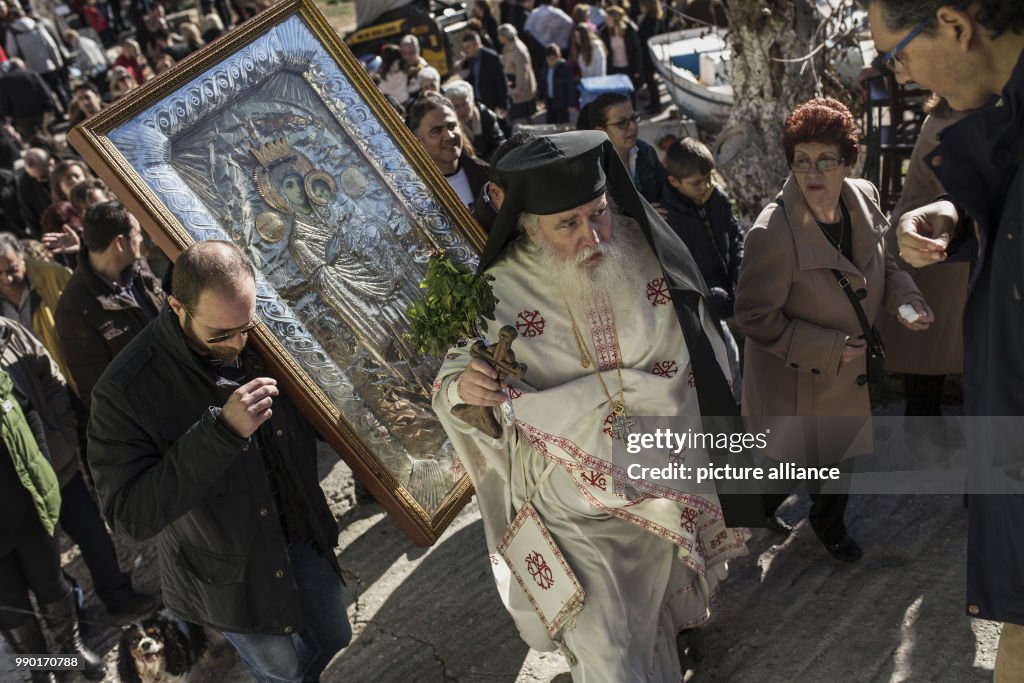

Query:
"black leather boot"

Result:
[[38, 589, 107, 681], [1, 617, 59, 683]]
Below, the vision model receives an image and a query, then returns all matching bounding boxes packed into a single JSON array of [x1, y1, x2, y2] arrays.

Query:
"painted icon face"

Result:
[[280, 173, 308, 210]]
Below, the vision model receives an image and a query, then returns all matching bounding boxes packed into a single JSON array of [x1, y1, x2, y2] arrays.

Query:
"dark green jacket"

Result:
[[87, 309, 340, 635], [0, 366, 60, 535], [0, 317, 78, 487]]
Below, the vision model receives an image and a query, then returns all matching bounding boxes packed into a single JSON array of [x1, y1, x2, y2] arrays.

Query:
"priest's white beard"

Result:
[[532, 216, 658, 327]]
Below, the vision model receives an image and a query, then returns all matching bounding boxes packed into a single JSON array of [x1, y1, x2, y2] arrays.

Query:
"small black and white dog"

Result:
[[117, 611, 208, 683]]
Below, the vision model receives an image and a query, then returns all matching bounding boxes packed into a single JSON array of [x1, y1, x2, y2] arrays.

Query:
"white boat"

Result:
[[647, 27, 733, 130], [648, 2, 869, 131]]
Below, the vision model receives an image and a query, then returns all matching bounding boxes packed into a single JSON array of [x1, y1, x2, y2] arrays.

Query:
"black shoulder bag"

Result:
[[831, 270, 885, 384]]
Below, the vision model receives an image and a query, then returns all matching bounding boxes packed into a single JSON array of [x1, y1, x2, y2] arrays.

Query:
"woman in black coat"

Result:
[[635, 0, 666, 113], [600, 5, 643, 90]]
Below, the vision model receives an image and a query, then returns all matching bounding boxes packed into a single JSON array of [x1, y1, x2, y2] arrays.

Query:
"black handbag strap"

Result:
[[830, 269, 879, 347]]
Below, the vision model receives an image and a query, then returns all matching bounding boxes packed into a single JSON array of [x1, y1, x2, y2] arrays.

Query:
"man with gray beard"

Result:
[[432, 131, 750, 681]]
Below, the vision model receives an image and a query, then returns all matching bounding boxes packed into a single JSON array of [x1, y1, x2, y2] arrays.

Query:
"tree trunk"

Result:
[[715, 0, 825, 222]]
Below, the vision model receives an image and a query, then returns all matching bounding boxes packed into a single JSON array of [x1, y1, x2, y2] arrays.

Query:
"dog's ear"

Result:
[[187, 623, 208, 663], [163, 621, 191, 676], [121, 623, 135, 632], [117, 634, 143, 683]]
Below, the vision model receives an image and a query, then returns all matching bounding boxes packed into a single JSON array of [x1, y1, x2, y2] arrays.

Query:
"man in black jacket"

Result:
[[865, 0, 1024, 677], [15, 147, 52, 239], [0, 59, 56, 145], [88, 240, 351, 682], [55, 201, 165, 410], [461, 30, 509, 115]]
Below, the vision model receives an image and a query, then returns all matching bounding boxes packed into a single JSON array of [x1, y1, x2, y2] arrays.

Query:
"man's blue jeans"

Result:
[[222, 543, 351, 683]]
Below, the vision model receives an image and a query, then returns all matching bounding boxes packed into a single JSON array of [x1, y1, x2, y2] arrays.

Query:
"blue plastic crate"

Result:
[[579, 74, 635, 107]]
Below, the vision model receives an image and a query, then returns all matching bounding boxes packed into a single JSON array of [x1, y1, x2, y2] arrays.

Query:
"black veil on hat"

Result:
[[478, 130, 763, 526]]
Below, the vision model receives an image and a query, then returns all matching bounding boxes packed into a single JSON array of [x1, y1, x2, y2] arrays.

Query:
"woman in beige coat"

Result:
[[735, 98, 932, 563], [876, 98, 970, 425], [497, 23, 536, 122]]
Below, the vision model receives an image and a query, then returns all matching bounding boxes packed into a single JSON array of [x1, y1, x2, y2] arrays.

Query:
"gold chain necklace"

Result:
[[567, 307, 635, 439]]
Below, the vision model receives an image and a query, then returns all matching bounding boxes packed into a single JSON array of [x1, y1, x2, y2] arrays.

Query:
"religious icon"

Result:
[[68, 0, 486, 545]]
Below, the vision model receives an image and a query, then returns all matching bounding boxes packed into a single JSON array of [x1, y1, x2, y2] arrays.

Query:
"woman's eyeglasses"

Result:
[[790, 157, 843, 174], [603, 114, 640, 130]]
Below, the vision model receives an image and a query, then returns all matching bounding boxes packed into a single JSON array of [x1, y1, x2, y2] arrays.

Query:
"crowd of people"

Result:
[[369, 0, 694, 148], [0, 0, 232, 152], [0, 0, 1021, 682]]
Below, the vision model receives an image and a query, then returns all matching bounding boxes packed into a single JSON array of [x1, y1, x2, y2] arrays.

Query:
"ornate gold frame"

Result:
[[69, 0, 486, 546]]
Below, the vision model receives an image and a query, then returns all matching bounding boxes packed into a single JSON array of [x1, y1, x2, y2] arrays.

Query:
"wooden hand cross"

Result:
[[452, 325, 528, 438]]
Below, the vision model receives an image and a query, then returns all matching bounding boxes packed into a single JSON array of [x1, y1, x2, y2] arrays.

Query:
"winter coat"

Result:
[[631, 138, 666, 204], [541, 59, 575, 111], [636, 11, 666, 76], [0, 366, 60, 536], [501, 38, 536, 106], [660, 183, 743, 319], [0, 67, 55, 121], [465, 46, 509, 113], [876, 112, 969, 375], [15, 169, 52, 238], [19, 257, 73, 392], [928, 51, 1024, 626], [470, 103, 506, 162], [88, 308, 342, 634], [70, 34, 108, 76], [0, 317, 77, 487], [599, 21, 642, 77], [5, 17, 63, 74], [735, 176, 921, 419], [55, 255, 165, 409]]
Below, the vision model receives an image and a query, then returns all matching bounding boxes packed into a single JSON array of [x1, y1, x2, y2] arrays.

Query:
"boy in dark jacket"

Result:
[[660, 137, 744, 396], [542, 44, 575, 124]]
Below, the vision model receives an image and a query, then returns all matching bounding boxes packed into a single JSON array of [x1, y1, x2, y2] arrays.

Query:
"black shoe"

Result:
[[1, 618, 59, 683], [39, 588, 108, 681], [106, 590, 162, 619], [765, 514, 794, 536], [822, 535, 863, 563]]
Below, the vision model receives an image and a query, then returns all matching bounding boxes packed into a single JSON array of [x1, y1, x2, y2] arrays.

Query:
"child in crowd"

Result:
[[661, 137, 745, 398], [541, 44, 574, 124]]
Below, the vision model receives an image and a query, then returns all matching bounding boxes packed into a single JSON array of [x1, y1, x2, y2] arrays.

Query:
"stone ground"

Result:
[[1, 436, 998, 683]]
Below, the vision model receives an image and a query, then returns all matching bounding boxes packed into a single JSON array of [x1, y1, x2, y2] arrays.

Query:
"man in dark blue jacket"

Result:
[[541, 44, 575, 124], [865, 0, 1024, 677], [462, 30, 509, 115]]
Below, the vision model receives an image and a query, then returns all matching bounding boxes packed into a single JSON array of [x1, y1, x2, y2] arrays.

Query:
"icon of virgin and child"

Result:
[[248, 137, 443, 453]]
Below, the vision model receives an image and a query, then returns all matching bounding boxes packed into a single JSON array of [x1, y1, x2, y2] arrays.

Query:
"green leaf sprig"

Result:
[[406, 251, 498, 357]]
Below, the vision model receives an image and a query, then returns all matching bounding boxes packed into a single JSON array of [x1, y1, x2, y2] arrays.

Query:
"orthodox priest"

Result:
[[431, 131, 750, 681]]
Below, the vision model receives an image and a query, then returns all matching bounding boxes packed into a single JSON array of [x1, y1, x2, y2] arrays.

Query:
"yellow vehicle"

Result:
[[346, 0, 468, 78]]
